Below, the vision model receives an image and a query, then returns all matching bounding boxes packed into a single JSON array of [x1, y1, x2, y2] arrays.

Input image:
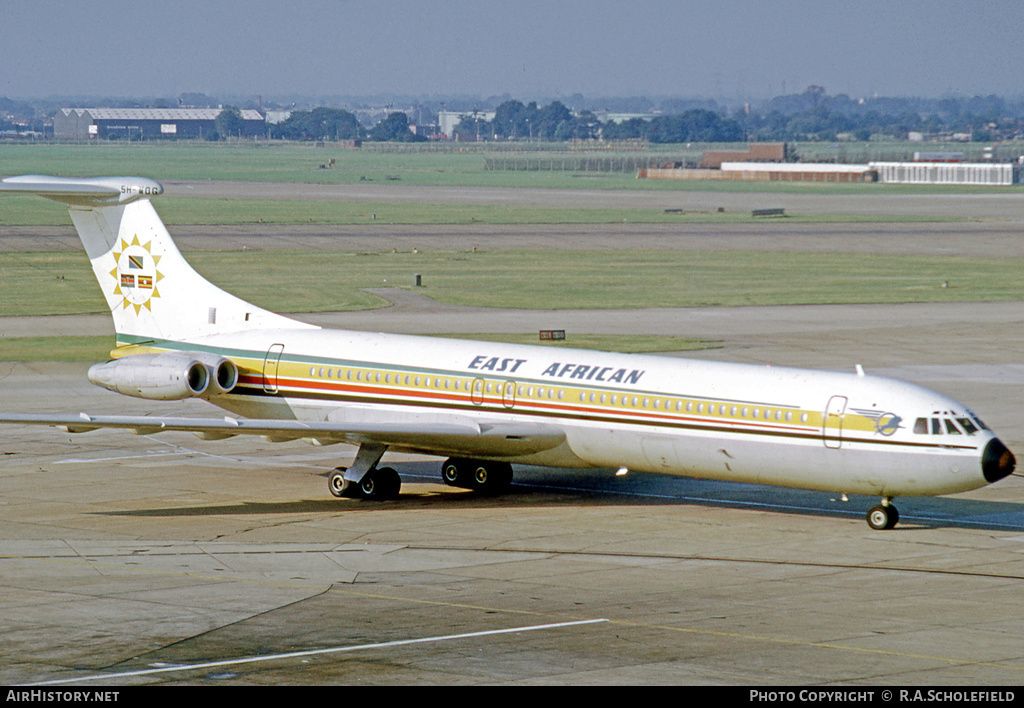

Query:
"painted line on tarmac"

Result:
[[27, 618, 610, 686]]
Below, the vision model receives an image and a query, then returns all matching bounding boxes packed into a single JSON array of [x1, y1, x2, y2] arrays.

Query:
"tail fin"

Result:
[[0, 175, 315, 344]]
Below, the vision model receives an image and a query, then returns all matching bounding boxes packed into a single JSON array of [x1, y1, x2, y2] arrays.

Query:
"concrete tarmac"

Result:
[[1, 196, 1024, 685]]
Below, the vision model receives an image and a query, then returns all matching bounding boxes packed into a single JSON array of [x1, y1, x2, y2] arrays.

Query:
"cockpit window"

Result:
[[957, 418, 979, 435], [914, 414, 982, 436]]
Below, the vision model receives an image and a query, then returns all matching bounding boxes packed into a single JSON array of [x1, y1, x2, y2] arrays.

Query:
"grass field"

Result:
[[2, 142, 1021, 196], [0, 193, 964, 227], [0, 332, 720, 362], [2, 248, 1021, 318], [0, 142, 1017, 229], [0, 336, 114, 362]]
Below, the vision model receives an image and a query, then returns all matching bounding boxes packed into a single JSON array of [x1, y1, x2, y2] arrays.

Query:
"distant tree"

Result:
[[647, 109, 742, 143], [273, 108, 363, 141], [492, 100, 528, 139], [601, 117, 650, 141], [554, 110, 600, 141], [534, 101, 572, 139], [369, 111, 426, 142], [214, 106, 245, 140], [453, 111, 490, 140]]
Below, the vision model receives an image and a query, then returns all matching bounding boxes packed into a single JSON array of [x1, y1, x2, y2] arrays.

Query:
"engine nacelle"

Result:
[[87, 352, 238, 401], [185, 351, 239, 396]]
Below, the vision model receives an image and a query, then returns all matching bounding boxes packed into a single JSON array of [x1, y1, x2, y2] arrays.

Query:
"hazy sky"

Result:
[[3, 0, 1023, 101]]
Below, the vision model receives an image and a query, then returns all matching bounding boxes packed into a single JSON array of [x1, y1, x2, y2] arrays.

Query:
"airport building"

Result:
[[54, 108, 266, 140]]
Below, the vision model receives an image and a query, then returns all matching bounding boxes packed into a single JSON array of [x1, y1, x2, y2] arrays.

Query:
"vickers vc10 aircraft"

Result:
[[0, 175, 1016, 529]]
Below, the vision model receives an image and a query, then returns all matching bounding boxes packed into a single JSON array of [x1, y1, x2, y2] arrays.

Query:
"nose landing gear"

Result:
[[866, 498, 899, 530]]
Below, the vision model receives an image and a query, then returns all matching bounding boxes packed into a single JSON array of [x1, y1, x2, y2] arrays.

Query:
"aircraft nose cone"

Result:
[[982, 438, 1016, 483]]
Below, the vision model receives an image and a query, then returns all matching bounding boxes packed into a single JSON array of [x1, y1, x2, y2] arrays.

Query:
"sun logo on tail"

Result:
[[109, 236, 163, 314]]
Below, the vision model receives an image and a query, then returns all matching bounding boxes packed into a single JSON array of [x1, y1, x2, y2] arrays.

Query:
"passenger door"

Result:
[[823, 395, 847, 449]]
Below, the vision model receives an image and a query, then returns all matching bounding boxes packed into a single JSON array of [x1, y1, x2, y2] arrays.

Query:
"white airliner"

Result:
[[0, 175, 1015, 529]]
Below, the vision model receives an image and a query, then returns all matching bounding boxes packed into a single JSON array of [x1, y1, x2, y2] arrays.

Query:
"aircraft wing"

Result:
[[0, 413, 567, 458]]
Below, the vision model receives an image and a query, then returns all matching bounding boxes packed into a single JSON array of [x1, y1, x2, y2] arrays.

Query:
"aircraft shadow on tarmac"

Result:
[[97, 462, 1024, 532]]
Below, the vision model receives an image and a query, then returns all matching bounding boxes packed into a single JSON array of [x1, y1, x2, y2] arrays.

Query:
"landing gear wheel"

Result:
[[358, 466, 401, 501], [328, 467, 350, 498], [441, 458, 513, 496], [866, 503, 899, 530], [442, 458, 466, 487], [469, 461, 512, 496]]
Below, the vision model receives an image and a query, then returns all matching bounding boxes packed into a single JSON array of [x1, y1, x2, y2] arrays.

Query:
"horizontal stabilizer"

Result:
[[0, 175, 163, 206]]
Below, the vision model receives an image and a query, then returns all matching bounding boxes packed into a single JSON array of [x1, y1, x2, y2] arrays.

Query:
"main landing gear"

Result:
[[327, 443, 401, 501], [327, 444, 514, 501], [866, 498, 900, 530], [329, 465, 401, 501], [441, 457, 513, 496]]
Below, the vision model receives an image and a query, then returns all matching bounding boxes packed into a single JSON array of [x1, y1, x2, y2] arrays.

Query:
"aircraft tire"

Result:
[[442, 458, 467, 487], [866, 504, 899, 530], [359, 467, 401, 501], [328, 467, 350, 498], [470, 461, 512, 496]]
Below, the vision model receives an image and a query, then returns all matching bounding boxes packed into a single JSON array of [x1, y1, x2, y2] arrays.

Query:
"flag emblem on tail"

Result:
[[110, 235, 163, 314]]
